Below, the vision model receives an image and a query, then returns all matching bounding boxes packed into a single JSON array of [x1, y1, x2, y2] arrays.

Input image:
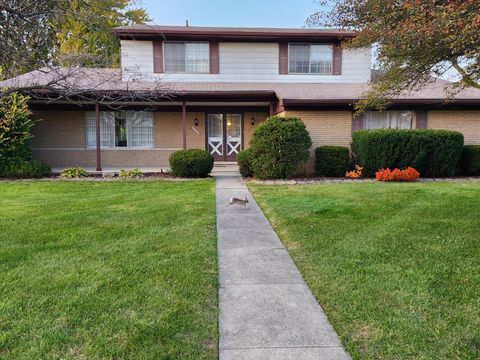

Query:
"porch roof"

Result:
[[2, 68, 480, 106]]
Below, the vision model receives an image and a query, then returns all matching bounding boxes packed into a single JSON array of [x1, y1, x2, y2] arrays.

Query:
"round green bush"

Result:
[[0, 160, 51, 178], [169, 149, 214, 178], [237, 149, 253, 178], [315, 146, 350, 177], [249, 116, 312, 179]]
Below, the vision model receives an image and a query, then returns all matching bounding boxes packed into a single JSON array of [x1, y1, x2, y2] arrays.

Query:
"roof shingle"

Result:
[[2, 68, 480, 104]]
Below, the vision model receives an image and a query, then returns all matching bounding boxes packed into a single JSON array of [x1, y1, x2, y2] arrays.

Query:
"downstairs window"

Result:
[[85, 111, 153, 149], [363, 111, 413, 130]]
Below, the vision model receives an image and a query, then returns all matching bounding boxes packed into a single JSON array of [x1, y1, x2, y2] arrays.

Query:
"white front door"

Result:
[[226, 114, 242, 159], [207, 114, 224, 160], [207, 113, 242, 161]]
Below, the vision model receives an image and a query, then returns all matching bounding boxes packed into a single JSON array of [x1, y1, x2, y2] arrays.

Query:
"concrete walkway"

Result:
[[215, 172, 351, 360]]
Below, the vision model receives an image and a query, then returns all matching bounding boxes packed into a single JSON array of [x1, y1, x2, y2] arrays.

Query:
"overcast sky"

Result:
[[141, 0, 319, 28]]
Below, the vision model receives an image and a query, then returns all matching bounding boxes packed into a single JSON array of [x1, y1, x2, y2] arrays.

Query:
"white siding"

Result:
[[340, 48, 372, 82], [120, 40, 372, 83], [121, 40, 154, 81], [220, 43, 279, 77]]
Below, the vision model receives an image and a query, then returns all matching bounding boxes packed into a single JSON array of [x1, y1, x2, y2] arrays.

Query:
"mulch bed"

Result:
[[0, 173, 211, 182]]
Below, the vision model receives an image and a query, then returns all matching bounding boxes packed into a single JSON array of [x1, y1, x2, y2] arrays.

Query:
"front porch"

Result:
[[30, 101, 272, 171]]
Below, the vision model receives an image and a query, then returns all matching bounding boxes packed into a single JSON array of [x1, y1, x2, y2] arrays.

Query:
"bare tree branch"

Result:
[[451, 60, 480, 90]]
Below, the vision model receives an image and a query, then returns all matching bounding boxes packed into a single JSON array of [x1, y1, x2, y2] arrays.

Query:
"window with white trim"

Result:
[[164, 42, 209, 73], [363, 111, 413, 130], [85, 111, 153, 148], [288, 44, 333, 74]]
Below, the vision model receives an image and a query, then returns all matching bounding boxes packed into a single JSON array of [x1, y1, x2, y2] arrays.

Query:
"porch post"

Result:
[[182, 101, 187, 149], [95, 103, 102, 171], [269, 102, 274, 117]]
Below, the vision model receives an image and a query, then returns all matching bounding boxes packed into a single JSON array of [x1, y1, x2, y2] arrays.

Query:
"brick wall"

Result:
[[428, 110, 480, 145], [33, 149, 172, 168], [32, 111, 86, 148], [154, 112, 206, 149], [31, 110, 201, 168], [283, 110, 353, 174], [243, 112, 269, 148], [30, 110, 270, 168]]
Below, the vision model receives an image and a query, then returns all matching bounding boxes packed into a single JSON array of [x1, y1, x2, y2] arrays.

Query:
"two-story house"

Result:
[[3, 25, 480, 173]]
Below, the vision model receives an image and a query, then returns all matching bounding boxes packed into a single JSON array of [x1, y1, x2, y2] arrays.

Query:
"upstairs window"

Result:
[[364, 111, 413, 130], [164, 42, 209, 73], [86, 111, 153, 149], [289, 44, 333, 74]]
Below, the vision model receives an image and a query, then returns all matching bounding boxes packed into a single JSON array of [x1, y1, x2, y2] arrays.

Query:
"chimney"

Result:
[[185, 20, 189, 27]]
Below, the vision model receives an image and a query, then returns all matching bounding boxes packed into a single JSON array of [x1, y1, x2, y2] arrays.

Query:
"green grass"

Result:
[[0, 180, 218, 360], [249, 181, 480, 360]]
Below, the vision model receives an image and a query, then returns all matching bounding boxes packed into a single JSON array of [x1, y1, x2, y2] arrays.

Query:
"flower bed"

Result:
[[375, 167, 420, 182]]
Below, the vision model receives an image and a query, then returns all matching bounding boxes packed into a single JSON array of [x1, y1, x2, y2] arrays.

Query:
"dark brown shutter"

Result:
[[209, 41, 220, 74], [332, 45, 342, 75], [153, 41, 164, 73], [279, 42, 289, 74], [352, 113, 364, 131], [415, 111, 428, 128]]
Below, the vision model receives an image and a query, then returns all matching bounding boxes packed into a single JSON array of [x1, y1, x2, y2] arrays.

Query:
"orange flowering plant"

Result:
[[346, 164, 363, 179], [375, 167, 420, 182]]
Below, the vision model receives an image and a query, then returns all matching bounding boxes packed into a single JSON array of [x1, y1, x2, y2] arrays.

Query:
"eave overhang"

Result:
[[112, 26, 356, 43]]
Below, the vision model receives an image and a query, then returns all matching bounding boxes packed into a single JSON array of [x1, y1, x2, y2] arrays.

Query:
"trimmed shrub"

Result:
[[0, 160, 51, 178], [169, 149, 214, 178], [315, 146, 350, 177], [249, 116, 312, 179], [351, 129, 464, 177], [237, 149, 253, 178], [60, 167, 89, 178], [459, 145, 480, 176], [119, 168, 144, 178]]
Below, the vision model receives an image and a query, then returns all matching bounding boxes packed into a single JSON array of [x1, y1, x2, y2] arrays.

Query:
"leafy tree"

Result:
[[309, 0, 480, 110], [0, 0, 59, 79], [0, 92, 35, 166], [54, 0, 150, 67], [0, 0, 150, 79]]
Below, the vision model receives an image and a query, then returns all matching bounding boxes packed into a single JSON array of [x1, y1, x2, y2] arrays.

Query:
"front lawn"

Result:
[[249, 181, 480, 360], [0, 180, 217, 359]]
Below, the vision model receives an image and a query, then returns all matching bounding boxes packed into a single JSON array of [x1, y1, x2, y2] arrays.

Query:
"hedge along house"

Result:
[[2, 25, 480, 173]]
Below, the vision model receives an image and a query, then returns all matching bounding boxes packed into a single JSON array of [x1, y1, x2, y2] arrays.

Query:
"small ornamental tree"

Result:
[[0, 93, 36, 167], [249, 116, 312, 179]]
